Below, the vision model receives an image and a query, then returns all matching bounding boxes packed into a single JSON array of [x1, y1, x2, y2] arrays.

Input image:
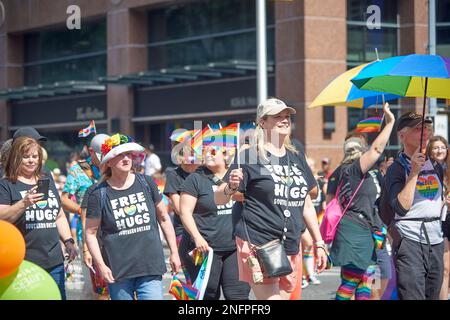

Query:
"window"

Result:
[[347, 1, 400, 151], [347, 0, 399, 67], [147, 0, 275, 70], [24, 19, 107, 85], [437, 0, 450, 57]]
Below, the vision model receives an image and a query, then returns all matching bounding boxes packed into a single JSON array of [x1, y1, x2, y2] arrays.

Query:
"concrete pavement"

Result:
[[66, 250, 341, 300]]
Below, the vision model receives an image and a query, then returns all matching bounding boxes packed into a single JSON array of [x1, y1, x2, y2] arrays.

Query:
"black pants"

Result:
[[394, 237, 444, 300], [203, 250, 251, 300], [178, 238, 250, 300]]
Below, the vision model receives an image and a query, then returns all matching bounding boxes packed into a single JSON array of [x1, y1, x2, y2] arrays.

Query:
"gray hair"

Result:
[[0, 139, 13, 168]]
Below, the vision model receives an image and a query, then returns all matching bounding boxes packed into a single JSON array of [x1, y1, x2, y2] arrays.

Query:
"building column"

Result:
[[399, 0, 429, 113], [275, 0, 347, 166], [107, 8, 148, 136], [0, 32, 23, 141]]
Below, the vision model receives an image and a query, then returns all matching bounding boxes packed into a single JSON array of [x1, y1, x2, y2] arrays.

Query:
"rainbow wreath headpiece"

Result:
[[100, 133, 144, 164]]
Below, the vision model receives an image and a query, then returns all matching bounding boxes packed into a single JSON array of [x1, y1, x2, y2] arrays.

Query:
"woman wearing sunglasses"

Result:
[[179, 144, 250, 300]]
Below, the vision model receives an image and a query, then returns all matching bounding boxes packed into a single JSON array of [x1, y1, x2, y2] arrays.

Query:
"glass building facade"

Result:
[[24, 19, 107, 85], [147, 0, 275, 70]]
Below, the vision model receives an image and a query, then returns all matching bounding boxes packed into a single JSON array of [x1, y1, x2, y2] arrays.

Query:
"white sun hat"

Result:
[[100, 134, 144, 165]]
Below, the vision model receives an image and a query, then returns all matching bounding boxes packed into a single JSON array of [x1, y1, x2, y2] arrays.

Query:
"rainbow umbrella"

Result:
[[351, 54, 450, 149], [308, 62, 400, 109]]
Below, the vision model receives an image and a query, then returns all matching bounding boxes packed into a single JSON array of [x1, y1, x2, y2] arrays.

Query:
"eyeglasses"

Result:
[[431, 146, 448, 151]]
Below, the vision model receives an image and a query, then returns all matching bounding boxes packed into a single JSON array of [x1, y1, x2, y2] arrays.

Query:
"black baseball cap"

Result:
[[13, 127, 47, 142], [396, 112, 433, 132]]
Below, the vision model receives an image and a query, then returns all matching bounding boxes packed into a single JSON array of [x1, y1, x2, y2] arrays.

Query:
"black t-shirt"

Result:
[[86, 174, 166, 281], [81, 184, 95, 209], [327, 165, 342, 196], [179, 167, 236, 251], [163, 166, 191, 237], [311, 177, 326, 214], [0, 177, 64, 269], [231, 147, 317, 255], [338, 159, 383, 229]]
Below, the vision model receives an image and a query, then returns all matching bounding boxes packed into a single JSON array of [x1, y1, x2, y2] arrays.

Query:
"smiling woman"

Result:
[[225, 97, 327, 300], [0, 136, 76, 300]]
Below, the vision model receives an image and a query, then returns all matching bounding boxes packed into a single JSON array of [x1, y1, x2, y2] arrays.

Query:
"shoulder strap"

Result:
[[99, 183, 107, 214], [341, 175, 366, 216], [136, 173, 160, 205]]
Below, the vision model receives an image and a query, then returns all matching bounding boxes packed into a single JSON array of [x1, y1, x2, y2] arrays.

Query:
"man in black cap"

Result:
[[382, 111, 444, 300], [13, 126, 47, 142]]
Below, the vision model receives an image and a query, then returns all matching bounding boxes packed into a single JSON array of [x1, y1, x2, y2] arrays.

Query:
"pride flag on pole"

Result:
[[355, 117, 382, 133], [191, 127, 213, 156], [78, 120, 96, 137], [203, 123, 239, 148]]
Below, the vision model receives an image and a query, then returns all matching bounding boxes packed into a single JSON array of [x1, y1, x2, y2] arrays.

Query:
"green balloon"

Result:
[[0, 260, 61, 300]]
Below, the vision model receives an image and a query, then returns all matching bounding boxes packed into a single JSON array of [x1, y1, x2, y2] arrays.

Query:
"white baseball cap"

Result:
[[90, 134, 110, 162], [256, 98, 296, 122]]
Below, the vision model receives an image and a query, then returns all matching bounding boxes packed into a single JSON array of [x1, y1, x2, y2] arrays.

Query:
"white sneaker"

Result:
[[309, 276, 321, 285], [301, 278, 309, 289]]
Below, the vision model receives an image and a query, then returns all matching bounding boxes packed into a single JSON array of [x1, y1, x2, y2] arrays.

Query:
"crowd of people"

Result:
[[0, 97, 449, 300]]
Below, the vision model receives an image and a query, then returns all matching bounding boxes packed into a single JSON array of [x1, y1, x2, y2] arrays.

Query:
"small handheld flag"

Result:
[[169, 275, 199, 300], [78, 120, 96, 138], [355, 117, 382, 133]]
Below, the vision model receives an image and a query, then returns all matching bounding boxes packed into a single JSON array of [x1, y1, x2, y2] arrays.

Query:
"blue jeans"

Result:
[[108, 275, 163, 300], [47, 263, 66, 300]]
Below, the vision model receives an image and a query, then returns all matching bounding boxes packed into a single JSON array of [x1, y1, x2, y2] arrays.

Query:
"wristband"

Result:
[[314, 240, 325, 247], [224, 184, 237, 196], [63, 238, 75, 245]]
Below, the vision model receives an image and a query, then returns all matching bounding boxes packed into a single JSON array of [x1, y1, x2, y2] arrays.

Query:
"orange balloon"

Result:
[[0, 221, 26, 279]]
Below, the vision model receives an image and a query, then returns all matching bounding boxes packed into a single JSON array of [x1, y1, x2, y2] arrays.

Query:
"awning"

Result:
[[0, 60, 274, 100], [99, 60, 274, 87], [0, 81, 106, 101]]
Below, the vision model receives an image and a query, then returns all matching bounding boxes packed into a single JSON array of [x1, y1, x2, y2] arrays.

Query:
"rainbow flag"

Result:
[[355, 117, 382, 133], [203, 123, 239, 148], [191, 127, 212, 156], [78, 120, 96, 138], [169, 275, 199, 300], [153, 178, 169, 207], [188, 248, 214, 300], [170, 129, 194, 143]]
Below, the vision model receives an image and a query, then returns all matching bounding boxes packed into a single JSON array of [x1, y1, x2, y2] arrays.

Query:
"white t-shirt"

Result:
[[144, 153, 162, 176]]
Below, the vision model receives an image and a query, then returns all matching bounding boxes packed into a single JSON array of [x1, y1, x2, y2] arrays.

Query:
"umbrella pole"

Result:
[[419, 77, 429, 152]]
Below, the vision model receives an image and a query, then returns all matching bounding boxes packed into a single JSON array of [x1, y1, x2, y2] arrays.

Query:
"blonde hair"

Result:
[[5, 137, 43, 183], [255, 116, 298, 163]]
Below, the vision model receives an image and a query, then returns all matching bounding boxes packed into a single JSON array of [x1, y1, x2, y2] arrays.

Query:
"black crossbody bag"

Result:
[[242, 154, 293, 278]]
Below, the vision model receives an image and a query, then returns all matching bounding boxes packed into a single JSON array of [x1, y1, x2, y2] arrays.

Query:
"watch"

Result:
[[63, 238, 75, 245]]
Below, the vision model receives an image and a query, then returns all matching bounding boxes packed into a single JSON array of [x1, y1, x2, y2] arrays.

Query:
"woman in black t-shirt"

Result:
[[329, 103, 395, 300], [179, 145, 251, 300], [85, 134, 181, 300], [0, 137, 77, 300], [227, 98, 327, 300]]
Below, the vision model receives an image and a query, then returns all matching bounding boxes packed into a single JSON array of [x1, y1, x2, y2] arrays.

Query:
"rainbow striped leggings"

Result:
[[336, 265, 376, 300]]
